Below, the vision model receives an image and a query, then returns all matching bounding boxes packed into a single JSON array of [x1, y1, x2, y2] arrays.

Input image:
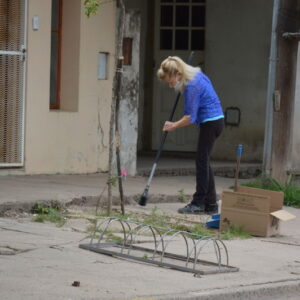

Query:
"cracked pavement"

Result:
[[0, 203, 300, 300]]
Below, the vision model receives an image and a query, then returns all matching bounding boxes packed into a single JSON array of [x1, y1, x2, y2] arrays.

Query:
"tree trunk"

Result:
[[107, 0, 126, 215]]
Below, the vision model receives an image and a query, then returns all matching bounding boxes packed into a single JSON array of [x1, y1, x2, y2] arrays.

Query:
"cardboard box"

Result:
[[220, 186, 296, 237]]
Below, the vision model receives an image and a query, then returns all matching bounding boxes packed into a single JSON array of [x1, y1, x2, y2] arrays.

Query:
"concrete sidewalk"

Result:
[[0, 203, 299, 299], [0, 172, 245, 215], [0, 172, 299, 299]]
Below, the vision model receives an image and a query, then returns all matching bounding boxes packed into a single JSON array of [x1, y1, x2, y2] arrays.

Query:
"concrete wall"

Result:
[[124, 0, 275, 162], [119, 11, 141, 175], [205, 0, 274, 161], [124, 0, 147, 151], [25, 0, 116, 174]]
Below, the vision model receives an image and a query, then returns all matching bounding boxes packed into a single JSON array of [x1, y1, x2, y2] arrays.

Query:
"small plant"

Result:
[[84, 0, 102, 18], [143, 253, 149, 259], [143, 207, 169, 228], [178, 189, 188, 203], [172, 223, 190, 232], [190, 224, 213, 238], [105, 232, 123, 244], [31, 203, 52, 215], [31, 203, 66, 226], [222, 225, 251, 240], [111, 175, 118, 187]]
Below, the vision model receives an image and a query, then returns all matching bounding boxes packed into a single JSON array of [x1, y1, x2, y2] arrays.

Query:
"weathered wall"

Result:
[[124, 0, 147, 151], [289, 43, 300, 173], [271, 0, 300, 182], [119, 10, 141, 175], [25, 0, 115, 174], [205, 0, 274, 161]]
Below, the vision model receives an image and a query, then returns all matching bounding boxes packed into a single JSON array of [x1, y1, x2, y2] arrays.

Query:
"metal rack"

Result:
[[80, 217, 239, 275]]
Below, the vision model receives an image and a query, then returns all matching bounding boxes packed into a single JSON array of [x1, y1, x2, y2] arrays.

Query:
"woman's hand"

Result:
[[163, 121, 176, 132], [163, 115, 191, 132]]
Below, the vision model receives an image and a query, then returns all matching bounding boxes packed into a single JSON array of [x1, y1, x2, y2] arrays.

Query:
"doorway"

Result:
[[152, 0, 206, 152]]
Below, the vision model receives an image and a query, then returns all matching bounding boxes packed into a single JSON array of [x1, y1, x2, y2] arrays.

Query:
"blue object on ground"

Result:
[[206, 213, 220, 228]]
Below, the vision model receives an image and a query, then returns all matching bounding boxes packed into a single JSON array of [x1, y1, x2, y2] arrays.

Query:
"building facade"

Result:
[[1, 0, 300, 183]]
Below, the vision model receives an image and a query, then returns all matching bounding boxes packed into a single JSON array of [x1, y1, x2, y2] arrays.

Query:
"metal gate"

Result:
[[0, 0, 27, 167]]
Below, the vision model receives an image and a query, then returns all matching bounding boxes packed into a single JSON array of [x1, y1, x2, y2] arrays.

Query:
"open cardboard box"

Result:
[[220, 186, 296, 237]]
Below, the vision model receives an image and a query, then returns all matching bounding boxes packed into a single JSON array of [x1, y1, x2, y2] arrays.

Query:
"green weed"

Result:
[[142, 207, 169, 228], [222, 225, 251, 240], [86, 207, 252, 242], [178, 189, 188, 203], [105, 232, 123, 244], [84, 0, 101, 18], [31, 203, 66, 226], [191, 224, 214, 238], [241, 174, 300, 207]]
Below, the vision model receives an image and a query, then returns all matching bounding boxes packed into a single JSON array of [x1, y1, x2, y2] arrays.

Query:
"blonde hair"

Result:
[[157, 56, 201, 91]]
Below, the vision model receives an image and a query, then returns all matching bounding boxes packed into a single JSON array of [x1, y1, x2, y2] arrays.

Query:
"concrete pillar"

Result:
[[119, 10, 141, 175]]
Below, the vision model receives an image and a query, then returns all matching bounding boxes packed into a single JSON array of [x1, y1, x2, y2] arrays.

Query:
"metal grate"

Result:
[[0, 0, 26, 166]]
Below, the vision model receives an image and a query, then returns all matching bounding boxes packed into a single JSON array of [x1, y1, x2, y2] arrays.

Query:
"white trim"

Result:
[[0, 163, 24, 167], [0, 50, 24, 56], [20, 0, 28, 167]]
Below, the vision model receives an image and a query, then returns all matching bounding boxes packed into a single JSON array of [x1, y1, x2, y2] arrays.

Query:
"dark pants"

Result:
[[191, 118, 224, 208]]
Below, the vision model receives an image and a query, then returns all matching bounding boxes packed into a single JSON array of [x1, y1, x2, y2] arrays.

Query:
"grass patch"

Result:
[[241, 174, 300, 207], [178, 189, 189, 203], [105, 232, 123, 244], [142, 207, 169, 228], [31, 203, 66, 226], [190, 224, 214, 238], [221, 225, 251, 240], [89, 207, 217, 240], [86, 206, 253, 242]]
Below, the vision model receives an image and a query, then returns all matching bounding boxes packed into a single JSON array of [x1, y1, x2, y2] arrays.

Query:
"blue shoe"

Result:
[[178, 204, 204, 214]]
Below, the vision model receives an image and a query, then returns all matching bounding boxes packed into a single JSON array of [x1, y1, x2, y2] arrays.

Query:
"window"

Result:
[[49, 0, 80, 111], [50, 0, 62, 109], [98, 52, 108, 79], [159, 0, 206, 51]]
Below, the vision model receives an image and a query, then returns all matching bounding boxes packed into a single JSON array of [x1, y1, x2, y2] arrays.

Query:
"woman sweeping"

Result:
[[157, 56, 224, 214]]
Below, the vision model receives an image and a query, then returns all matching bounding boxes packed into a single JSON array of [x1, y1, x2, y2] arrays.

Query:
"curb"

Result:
[[152, 279, 300, 300], [0, 193, 190, 216], [138, 165, 261, 179]]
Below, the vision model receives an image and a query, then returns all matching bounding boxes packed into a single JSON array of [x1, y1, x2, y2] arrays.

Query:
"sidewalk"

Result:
[[0, 172, 243, 215], [0, 173, 299, 299]]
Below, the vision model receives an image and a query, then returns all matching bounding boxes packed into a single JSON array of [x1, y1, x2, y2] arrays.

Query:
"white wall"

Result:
[[25, 0, 116, 174]]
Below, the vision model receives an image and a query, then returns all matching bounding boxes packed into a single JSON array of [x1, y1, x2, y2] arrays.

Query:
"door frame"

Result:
[[151, 0, 205, 152]]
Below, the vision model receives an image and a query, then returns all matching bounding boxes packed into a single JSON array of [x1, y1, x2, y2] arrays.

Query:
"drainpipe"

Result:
[[263, 0, 281, 174]]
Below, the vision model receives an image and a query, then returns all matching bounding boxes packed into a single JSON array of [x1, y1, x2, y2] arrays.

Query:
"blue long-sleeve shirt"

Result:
[[183, 71, 224, 127]]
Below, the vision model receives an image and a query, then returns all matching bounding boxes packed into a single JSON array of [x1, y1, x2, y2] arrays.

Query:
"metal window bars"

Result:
[[0, 0, 27, 167], [80, 217, 239, 275]]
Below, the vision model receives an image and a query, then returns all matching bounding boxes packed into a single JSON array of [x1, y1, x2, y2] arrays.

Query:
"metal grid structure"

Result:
[[0, 0, 26, 167], [80, 217, 239, 275]]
